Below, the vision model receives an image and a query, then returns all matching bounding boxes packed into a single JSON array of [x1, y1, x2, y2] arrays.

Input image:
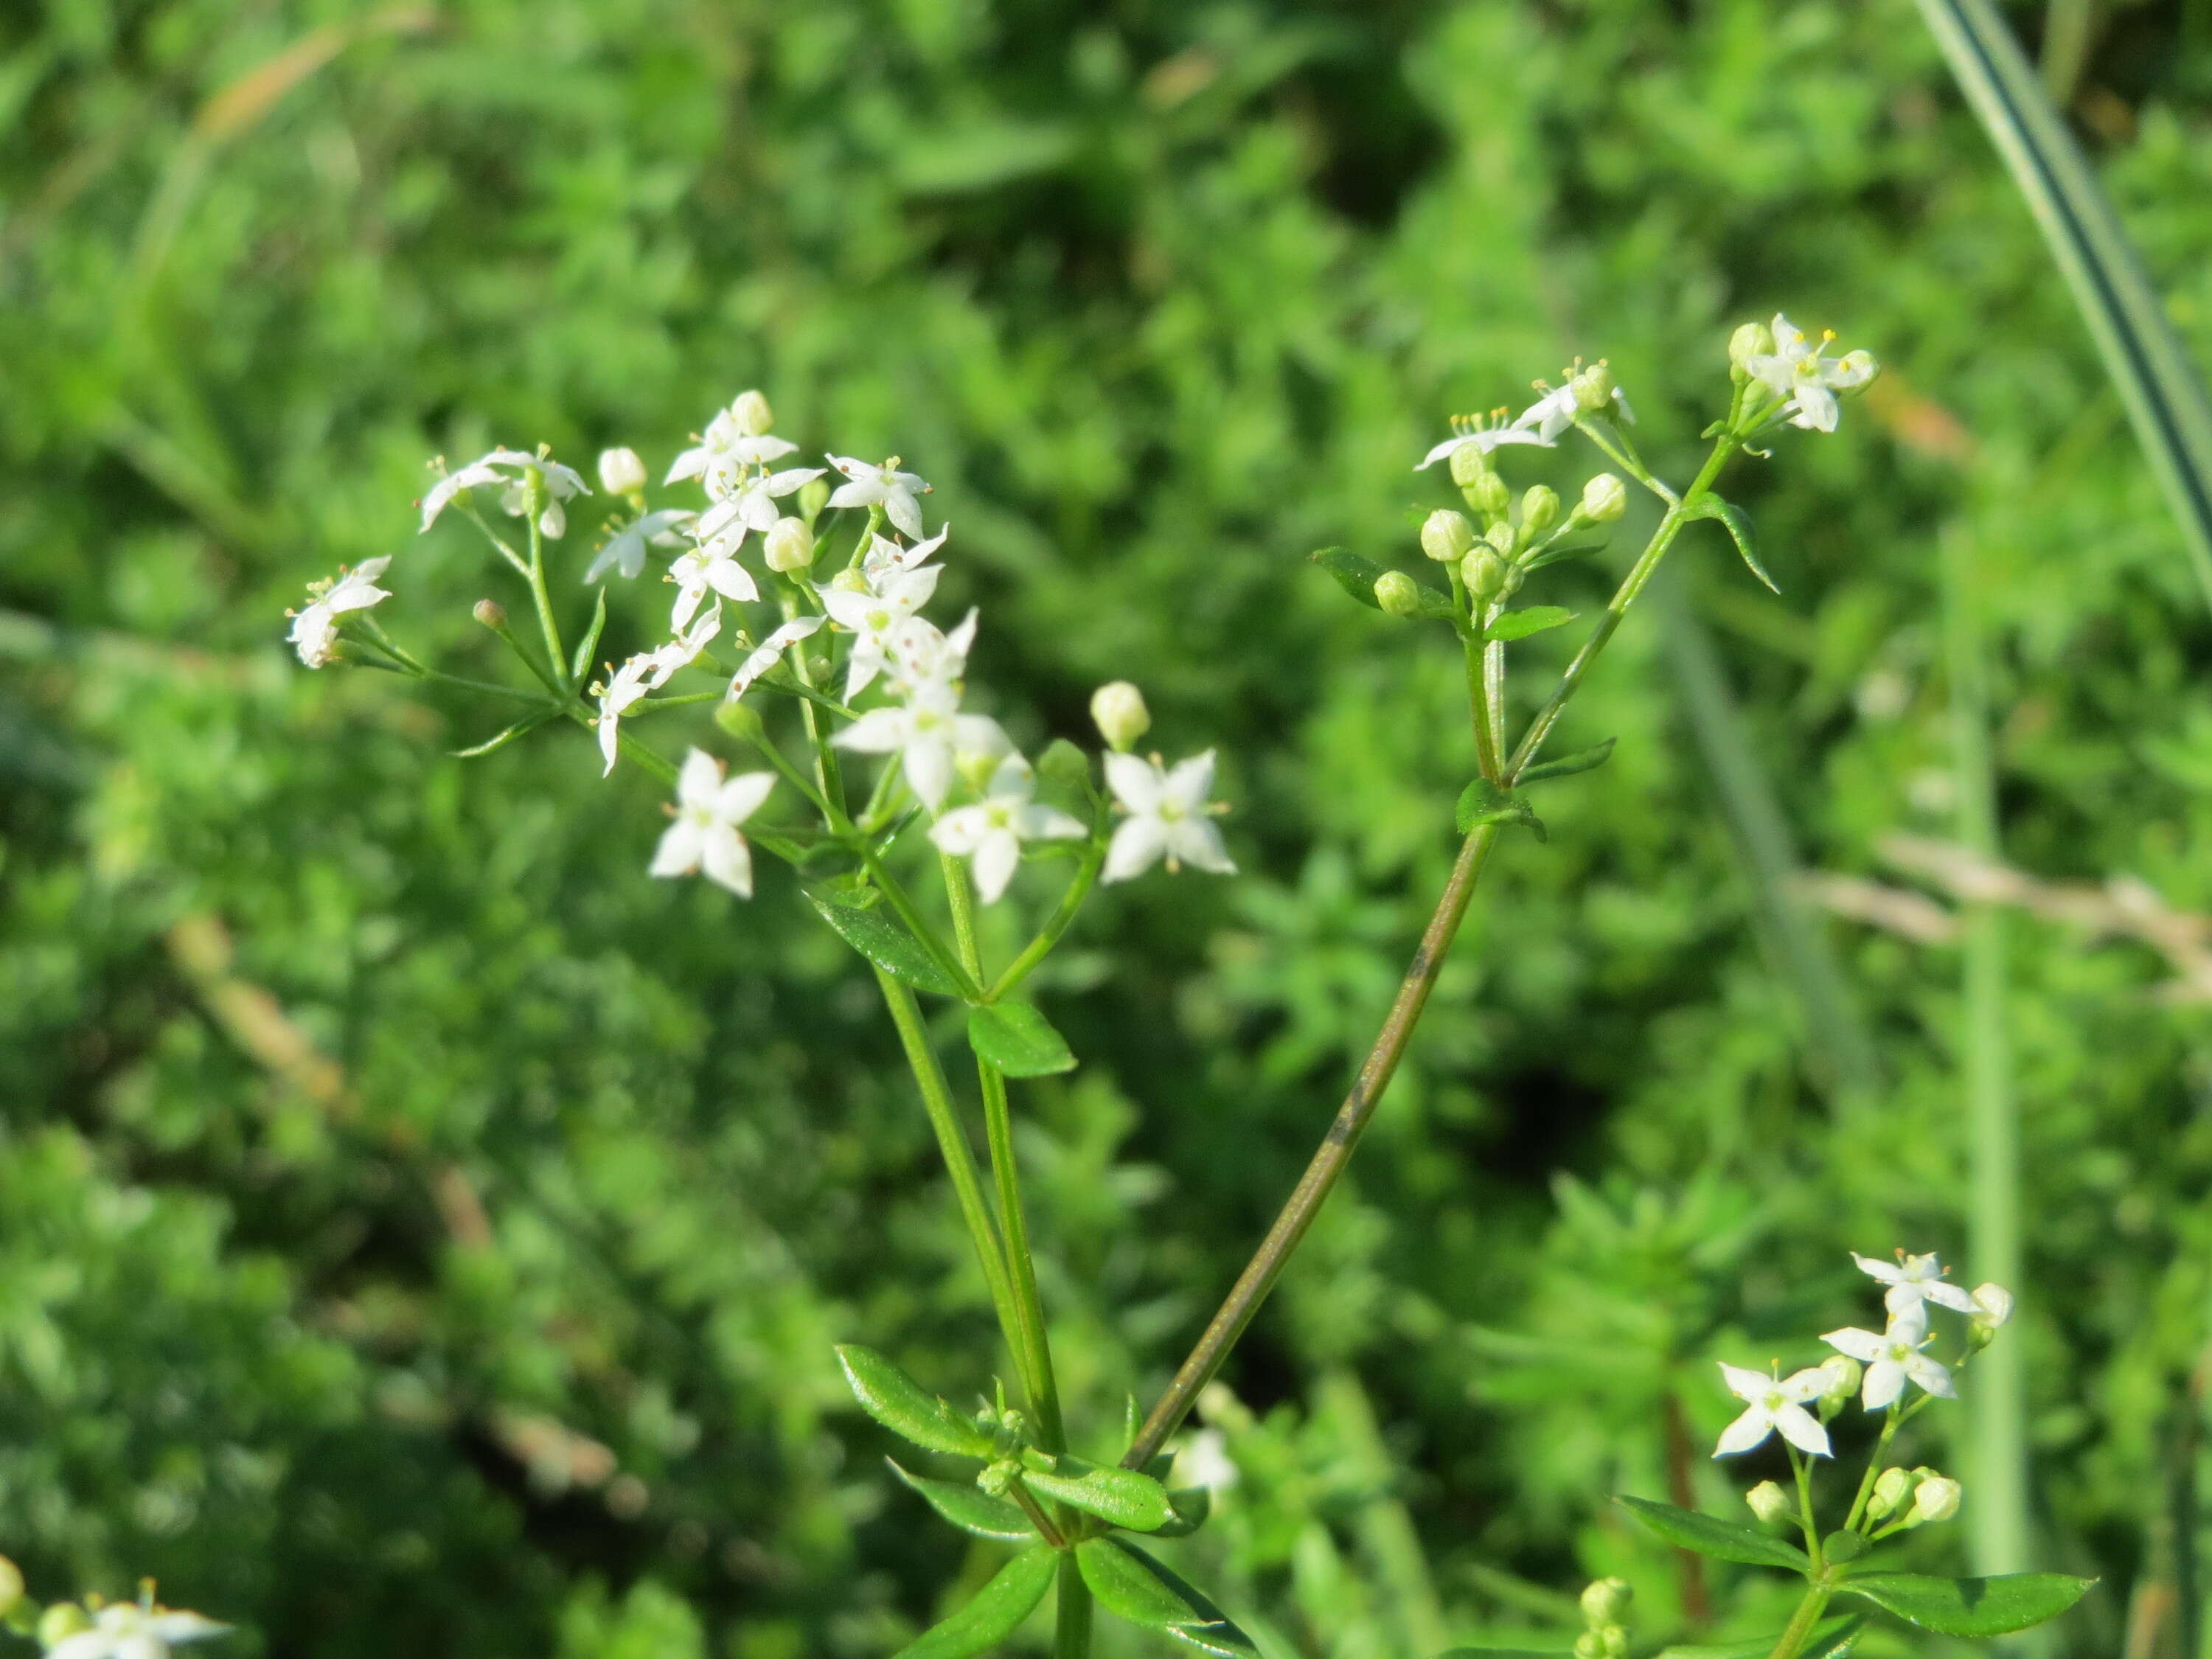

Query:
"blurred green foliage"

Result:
[[4, 0, 2212, 1655]]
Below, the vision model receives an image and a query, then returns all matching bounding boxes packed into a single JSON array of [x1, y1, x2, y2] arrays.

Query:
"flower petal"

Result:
[[1712, 1405, 1775, 1458], [1773, 1403, 1833, 1458], [1821, 1326, 1886, 1363]]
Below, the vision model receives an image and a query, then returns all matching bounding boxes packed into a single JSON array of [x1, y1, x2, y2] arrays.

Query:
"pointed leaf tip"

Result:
[[835, 1345, 995, 1458], [1838, 1571, 2093, 1637]]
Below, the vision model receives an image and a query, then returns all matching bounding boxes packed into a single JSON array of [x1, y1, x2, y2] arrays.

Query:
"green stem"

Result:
[[1765, 1580, 1834, 1659], [1785, 1441, 1823, 1562], [987, 837, 1106, 1004], [522, 486, 567, 688], [1843, 1405, 1905, 1533], [863, 850, 983, 1000], [872, 969, 1030, 1372], [1054, 1557, 1093, 1659], [980, 1060, 1064, 1451]]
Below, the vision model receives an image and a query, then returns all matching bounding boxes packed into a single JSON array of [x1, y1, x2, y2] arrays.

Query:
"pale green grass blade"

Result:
[[1916, 0, 2212, 611]]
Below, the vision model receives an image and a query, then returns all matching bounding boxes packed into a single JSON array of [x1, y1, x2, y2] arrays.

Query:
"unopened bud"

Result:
[[715, 700, 766, 745], [1817, 1354, 1862, 1413], [1573, 1634, 1602, 1659], [1520, 484, 1560, 537], [1868, 1465, 1913, 1522], [1485, 520, 1518, 557], [1471, 470, 1512, 519], [473, 599, 509, 631], [763, 516, 815, 572], [1579, 1577, 1631, 1627], [827, 567, 869, 594], [1374, 571, 1422, 617], [1463, 548, 1508, 604], [1729, 321, 1774, 375], [975, 1459, 1018, 1498], [1970, 1282, 2014, 1329], [1037, 738, 1090, 790], [730, 389, 774, 437], [1091, 681, 1150, 752], [1745, 1480, 1792, 1525], [597, 446, 647, 496], [0, 1555, 21, 1615], [1907, 1475, 1961, 1527], [1448, 442, 1492, 490], [38, 1605, 90, 1647], [1571, 363, 1615, 414], [1421, 509, 1475, 563], [1579, 473, 1627, 524], [798, 477, 832, 521]]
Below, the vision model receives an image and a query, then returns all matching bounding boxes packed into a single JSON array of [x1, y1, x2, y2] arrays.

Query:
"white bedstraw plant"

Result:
[[276, 325, 2077, 1659]]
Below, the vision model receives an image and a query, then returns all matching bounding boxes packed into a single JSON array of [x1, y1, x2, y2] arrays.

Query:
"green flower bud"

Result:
[[1579, 473, 1627, 524], [975, 1459, 1018, 1498], [828, 567, 870, 594], [1970, 1281, 2014, 1331], [597, 446, 647, 497], [1745, 1480, 1792, 1525], [1907, 1475, 1961, 1527], [1091, 681, 1150, 752], [1421, 509, 1476, 563], [1037, 737, 1091, 790], [731, 389, 774, 437], [1729, 321, 1775, 375], [38, 1604, 90, 1648], [1448, 442, 1492, 490], [715, 700, 766, 745], [1817, 1354, 1861, 1416], [1463, 548, 1509, 604], [1374, 571, 1422, 617], [1868, 1465, 1913, 1522], [1572, 1633, 1604, 1659], [1579, 1577, 1632, 1627], [1571, 362, 1615, 414], [799, 476, 832, 521], [0, 1555, 21, 1616], [472, 599, 509, 631], [1599, 1626, 1628, 1659], [1472, 470, 1513, 519], [1485, 520, 1518, 557], [1520, 484, 1561, 538], [763, 515, 815, 572]]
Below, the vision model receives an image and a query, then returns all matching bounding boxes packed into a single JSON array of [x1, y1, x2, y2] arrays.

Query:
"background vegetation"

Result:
[[4, 0, 2211, 1655]]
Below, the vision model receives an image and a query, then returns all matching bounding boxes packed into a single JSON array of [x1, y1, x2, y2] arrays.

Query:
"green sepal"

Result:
[[1659, 1615, 1862, 1659], [891, 1545, 1059, 1659], [1517, 738, 1616, 785], [569, 585, 608, 683], [1020, 1453, 1174, 1531], [1075, 1539, 1259, 1657], [1685, 496, 1780, 594], [1455, 778, 1546, 842], [1615, 1495, 1812, 1571], [835, 1345, 995, 1458], [1837, 1572, 2094, 1638], [1483, 605, 1575, 643], [453, 707, 560, 758], [807, 891, 964, 997], [1151, 1485, 1211, 1537], [887, 1459, 1033, 1542], [967, 1003, 1077, 1078]]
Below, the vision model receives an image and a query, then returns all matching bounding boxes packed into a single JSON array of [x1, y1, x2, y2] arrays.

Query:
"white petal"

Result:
[[971, 828, 1021, 902], [1903, 1353, 1955, 1398], [145, 1615, 229, 1644], [1821, 1326, 1886, 1363], [952, 714, 1011, 766], [1103, 751, 1165, 813], [1165, 816, 1235, 874], [538, 499, 567, 539], [1790, 384, 1840, 433], [904, 732, 955, 811], [1016, 804, 1088, 841], [715, 770, 776, 825], [1416, 434, 1472, 471], [1102, 815, 1167, 883], [676, 746, 724, 810], [930, 806, 991, 857], [1163, 749, 1218, 812], [664, 445, 709, 484], [706, 558, 760, 603], [599, 712, 622, 775], [1860, 1359, 1906, 1411], [883, 487, 924, 539], [1921, 1281, 1980, 1315], [832, 707, 910, 754], [1851, 1251, 1905, 1285], [1776, 1366, 1832, 1404], [765, 466, 827, 496], [827, 480, 879, 511], [1773, 1403, 1832, 1458], [1712, 1405, 1775, 1458], [700, 825, 755, 896], [650, 818, 704, 877], [1717, 1363, 1774, 1405], [825, 454, 872, 480]]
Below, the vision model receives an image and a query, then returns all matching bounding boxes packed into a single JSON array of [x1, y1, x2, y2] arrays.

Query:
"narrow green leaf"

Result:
[[1685, 498, 1778, 594], [1076, 1540, 1259, 1658], [1021, 1453, 1173, 1531], [835, 1345, 994, 1459], [1455, 778, 1545, 841], [967, 1003, 1077, 1079], [888, 1459, 1032, 1543], [1483, 605, 1576, 643], [1432, 1650, 1573, 1658], [1838, 1572, 2094, 1638], [570, 584, 608, 683], [807, 891, 963, 997], [892, 1545, 1059, 1659], [1916, 0, 2212, 612], [1152, 1485, 1211, 1538], [1659, 1616, 1861, 1659], [1309, 546, 1389, 610], [1614, 1496, 1812, 1571], [1517, 738, 1615, 785], [453, 707, 559, 758]]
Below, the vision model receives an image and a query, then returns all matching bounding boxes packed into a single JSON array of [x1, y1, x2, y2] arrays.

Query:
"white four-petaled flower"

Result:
[[929, 755, 1087, 902], [288, 557, 393, 667], [49, 1601, 229, 1659], [1517, 380, 1635, 442], [1101, 751, 1235, 882], [821, 564, 945, 699], [1822, 1302, 1956, 1411], [832, 682, 1008, 813], [666, 398, 800, 484], [650, 748, 776, 897], [420, 448, 590, 538], [586, 508, 696, 584], [1851, 1250, 1978, 1317], [696, 465, 824, 540], [597, 611, 721, 775], [826, 455, 932, 538], [1744, 314, 1877, 433], [1713, 1363, 1833, 1459], [668, 540, 760, 632]]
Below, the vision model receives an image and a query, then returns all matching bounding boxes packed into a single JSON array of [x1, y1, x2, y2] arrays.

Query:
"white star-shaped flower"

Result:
[[1416, 420, 1552, 472], [650, 748, 776, 897], [694, 464, 825, 540], [665, 396, 799, 483], [726, 615, 827, 703], [860, 525, 950, 586], [586, 508, 696, 583], [820, 564, 944, 699], [595, 611, 721, 775], [668, 540, 760, 632], [1744, 314, 1877, 433], [826, 454, 932, 538], [929, 755, 1088, 902], [1851, 1250, 1979, 1317], [288, 557, 393, 667], [832, 681, 1008, 813], [886, 608, 977, 698], [420, 448, 590, 537], [1712, 1363, 1833, 1458], [1516, 379, 1635, 442], [1823, 1302, 1956, 1411], [1102, 750, 1235, 882], [49, 1601, 229, 1659]]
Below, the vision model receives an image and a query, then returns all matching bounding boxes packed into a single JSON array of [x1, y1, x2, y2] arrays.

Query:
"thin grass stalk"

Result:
[[2037, 0, 2099, 105], [1915, 0, 2212, 612], [1942, 526, 2031, 1579]]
